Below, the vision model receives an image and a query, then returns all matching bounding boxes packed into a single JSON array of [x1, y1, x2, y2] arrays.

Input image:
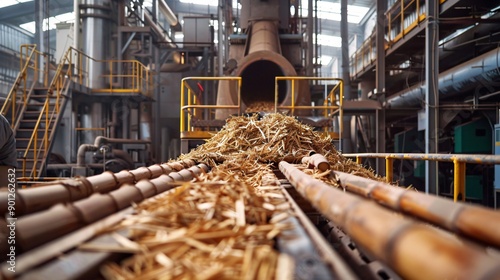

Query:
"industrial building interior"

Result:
[[1, 0, 500, 279]]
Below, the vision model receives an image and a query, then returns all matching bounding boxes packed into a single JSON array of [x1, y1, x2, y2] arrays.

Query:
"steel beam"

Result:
[[341, 0, 351, 153], [425, 0, 439, 195], [375, 0, 386, 175], [306, 0, 313, 77]]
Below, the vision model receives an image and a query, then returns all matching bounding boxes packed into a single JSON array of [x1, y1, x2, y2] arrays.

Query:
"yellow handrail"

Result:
[[21, 46, 154, 178], [274, 76, 343, 137], [350, 0, 448, 77], [180, 77, 242, 137], [22, 46, 83, 178], [344, 152, 498, 202], [0, 44, 48, 126]]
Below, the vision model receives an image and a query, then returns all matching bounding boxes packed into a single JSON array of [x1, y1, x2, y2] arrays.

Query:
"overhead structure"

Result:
[[216, 0, 310, 117]]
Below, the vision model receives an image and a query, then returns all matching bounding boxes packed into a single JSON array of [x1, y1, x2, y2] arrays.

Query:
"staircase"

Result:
[[1, 45, 71, 179], [2, 44, 153, 180], [15, 83, 70, 178]]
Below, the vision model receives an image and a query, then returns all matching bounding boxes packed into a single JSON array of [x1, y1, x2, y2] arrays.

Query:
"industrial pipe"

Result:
[[387, 47, 500, 108], [77, 136, 151, 167], [0, 160, 196, 216], [216, 19, 309, 118], [144, 12, 176, 48], [237, 21, 298, 106], [279, 161, 500, 279], [76, 144, 99, 167], [333, 170, 500, 248], [158, 0, 178, 27], [14, 163, 209, 252]]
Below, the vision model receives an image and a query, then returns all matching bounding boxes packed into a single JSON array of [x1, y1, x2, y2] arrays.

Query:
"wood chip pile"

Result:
[[96, 113, 380, 279], [244, 101, 275, 113], [180, 113, 380, 187]]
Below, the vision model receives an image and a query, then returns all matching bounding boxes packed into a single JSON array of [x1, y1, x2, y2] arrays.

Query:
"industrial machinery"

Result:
[[1, 0, 500, 279], [1, 114, 500, 279], [215, 0, 310, 117], [180, 0, 351, 153]]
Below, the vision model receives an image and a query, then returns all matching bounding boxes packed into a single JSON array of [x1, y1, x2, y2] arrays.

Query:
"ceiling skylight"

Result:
[[19, 12, 75, 34], [315, 34, 342, 48], [319, 55, 333, 65], [176, 0, 241, 9], [301, 1, 370, 24], [178, 0, 369, 24], [0, 0, 32, 9]]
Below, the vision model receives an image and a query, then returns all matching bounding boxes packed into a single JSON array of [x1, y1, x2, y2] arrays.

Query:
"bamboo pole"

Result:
[[0, 160, 196, 216], [14, 164, 208, 252], [279, 161, 500, 280], [301, 153, 330, 172], [333, 170, 500, 248]]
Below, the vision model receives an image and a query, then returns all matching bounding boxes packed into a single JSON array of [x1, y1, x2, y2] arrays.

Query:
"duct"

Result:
[[81, 0, 111, 88], [144, 12, 176, 48], [158, 0, 178, 27], [439, 12, 500, 63], [387, 47, 500, 108], [216, 19, 309, 118]]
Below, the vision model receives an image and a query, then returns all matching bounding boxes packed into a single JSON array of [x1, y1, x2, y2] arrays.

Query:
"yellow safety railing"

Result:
[[350, 33, 376, 77], [180, 77, 242, 138], [100, 60, 153, 96], [0, 44, 49, 126], [350, 0, 448, 77], [57, 48, 153, 96], [21, 46, 153, 178], [344, 152, 499, 202], [274, 77, 343, 139], [21, 46, 74, 177]]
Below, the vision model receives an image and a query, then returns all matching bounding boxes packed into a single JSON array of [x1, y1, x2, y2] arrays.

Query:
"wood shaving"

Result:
[[96, 113, 381, 279]]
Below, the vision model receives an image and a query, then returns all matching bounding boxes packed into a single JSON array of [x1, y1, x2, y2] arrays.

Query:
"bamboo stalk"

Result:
[[334, 170, 500, 248], [279, 161, 500, 280]]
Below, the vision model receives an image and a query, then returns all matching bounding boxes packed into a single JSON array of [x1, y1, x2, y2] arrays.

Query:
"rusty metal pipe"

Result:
[[76, 144, 99, 167], [248, 21, 280, 53], [15, 163, 209, 252], [334, 170, 500, 248], [278, 161, 500, 279], [77, 137, 151, 167], [216, 20, 309, 118], [0, 160, 196, 216]]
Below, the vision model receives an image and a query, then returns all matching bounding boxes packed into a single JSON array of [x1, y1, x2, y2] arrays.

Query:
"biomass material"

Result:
[[97, 164, 294, 280], [245, 101, 275, 113], [180, 113, 380, 186], [95, 114, 378, 279]]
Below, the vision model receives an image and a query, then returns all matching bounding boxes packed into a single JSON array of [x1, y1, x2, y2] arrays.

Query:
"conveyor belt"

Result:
[[2, 155, 499, 279]]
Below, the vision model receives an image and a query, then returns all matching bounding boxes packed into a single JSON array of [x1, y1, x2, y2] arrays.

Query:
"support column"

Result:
[[35, 0, 45, 84], [153, 46, 161, 162], [375, 0, 386, 175], [306, 0, 313, 77], [218, 0, 224, 76], [340, 0, 351, 153], [74, 0, 80, 50], [425, 0, 439, 194]]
